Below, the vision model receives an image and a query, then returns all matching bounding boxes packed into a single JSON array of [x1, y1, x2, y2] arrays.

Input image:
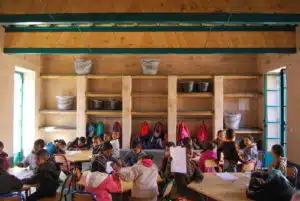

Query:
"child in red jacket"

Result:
[[0, 141, 9, 170]]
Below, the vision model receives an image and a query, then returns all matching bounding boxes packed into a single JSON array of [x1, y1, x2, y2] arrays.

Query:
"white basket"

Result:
[[74, 59, 92, 75], [140, 59, 159, 75], [56, 96, 74, 110], [224, 112, 242, 130]]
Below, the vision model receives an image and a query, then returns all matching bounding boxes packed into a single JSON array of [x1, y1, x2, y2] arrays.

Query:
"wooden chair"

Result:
[[72, 191, 98, 201], [287, 166, 298, 188], [204, 159, 219, 172], [54, 154, 71, 173], [161, 180, 175, 200], [0, 193, 25, 201], [242, 162, 256, 172]]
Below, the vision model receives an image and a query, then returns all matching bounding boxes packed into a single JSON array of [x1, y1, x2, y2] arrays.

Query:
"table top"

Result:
[[65, 150, 92, 163], [8, 167, 34, 180], [188, 173, 251, 201]]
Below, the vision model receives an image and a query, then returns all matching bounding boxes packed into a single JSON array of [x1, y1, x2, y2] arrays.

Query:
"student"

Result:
[[17, 139, 45, 170], [240, 135, 258, 164], [291, 192, 300, 201], [22, 149, 60, 201], [104, 133, 112, 142], [77, 137, 89, 150], [92, 136, 103, 158], [198, 141, 217, 172], [124, 141, 146, 167], [111, 132, 120, 159], [118, 155, 159, 201], [269, 144, 287, 176], [213, 130, 225, 147], [218, 129, 240, 172], [160, 141, 175, 179], [54, 139, 67, 154], [0, 141, 9, 170], [92, 141, 119, 173], [0, 158, 23, 195]]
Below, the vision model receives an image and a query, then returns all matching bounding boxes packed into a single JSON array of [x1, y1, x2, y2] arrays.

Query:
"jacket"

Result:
[[268, 157, 287, 176], [22, 152, 37, 170], [124, 150, 146, 167], [22, 160, 60, 196], [92, 154, 119, 173], [110, 140, 120, 159], [0, 171, 23, 194], [92, 144, 102, 158], [218, 141, 240, 164], [0, 152, 9, 170], [241, 144, 258, 163], [198, 150, 217, 172], [118, 159, 159, 199], [84, 172, 122, 201]]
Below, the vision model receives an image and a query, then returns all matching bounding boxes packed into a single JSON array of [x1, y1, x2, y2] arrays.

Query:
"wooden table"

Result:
[[188, 173, 251, 201], [65, 150, 92, 163]]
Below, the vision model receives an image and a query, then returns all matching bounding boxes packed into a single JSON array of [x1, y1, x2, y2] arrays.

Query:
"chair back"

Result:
[[204, 159, 218, 172], [242, 162, 256, 172], [72, 191, 97, 201], [0, 193, 25, 201], [287, 166, 298, 188], [162, 180, 174, 199], [54, 154, 70, 172]]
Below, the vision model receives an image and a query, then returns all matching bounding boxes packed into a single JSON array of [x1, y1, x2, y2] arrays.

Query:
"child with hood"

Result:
[[198, 141, 217, 172], [118, 155, 159, 201], [269, 144, 287, 176]]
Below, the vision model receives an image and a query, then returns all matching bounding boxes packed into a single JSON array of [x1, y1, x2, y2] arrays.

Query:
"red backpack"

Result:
[[153, 121, 164, 137], [176, 122, 190, 143], [197, 122, 209, 142], [140, 121, 150, 137], [113, 121, 121, 133]]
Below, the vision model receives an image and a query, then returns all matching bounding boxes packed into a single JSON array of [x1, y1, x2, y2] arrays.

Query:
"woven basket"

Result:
[[224, 112, 242, 130], [56, 96, 74, 110], [74, 58, 92, 75], [140, 59, 159, 75]]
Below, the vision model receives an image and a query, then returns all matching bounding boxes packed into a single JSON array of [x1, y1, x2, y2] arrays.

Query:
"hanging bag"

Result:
[[177, 122, 190, 144], [196, 122, 209, 143], [140, 121, 150, 137], [95, 121, 105, 137]]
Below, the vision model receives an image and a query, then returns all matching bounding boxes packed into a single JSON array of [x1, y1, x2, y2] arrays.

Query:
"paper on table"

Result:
[[170, 146, 187, 174], [106, 161, 113, 174], [13, 170, 34, 180], [216, 173, 238, 181]]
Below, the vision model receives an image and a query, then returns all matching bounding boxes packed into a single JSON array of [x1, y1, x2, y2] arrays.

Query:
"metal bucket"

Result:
[[91, 99, 104, 110], [197, 82, 209, 92], [183, 81, 194, 93]]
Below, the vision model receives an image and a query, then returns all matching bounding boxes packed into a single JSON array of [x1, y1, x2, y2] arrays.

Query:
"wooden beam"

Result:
[[39, 109, 76, 114], [296, 26, 300, 52], [177, 93, 213, 98], [168, 76, 177, 143], [122, 76, 132, 148], [76, 76, 87, 138], [214, 76, 224, 138], [177, 111, 214, 116]]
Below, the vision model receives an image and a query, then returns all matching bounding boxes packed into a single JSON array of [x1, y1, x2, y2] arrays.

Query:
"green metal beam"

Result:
[[1, 13, 300, 25], [3, 48, 296, 54], [4, 25, 296, 32]]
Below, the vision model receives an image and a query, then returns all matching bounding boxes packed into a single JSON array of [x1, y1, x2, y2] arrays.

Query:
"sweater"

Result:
[[198, 150, 217, 172], [22, 152, 37, 170], [268, 157, 287, 176], [0, 171, 23, 195], [241, 144, 258, 163], [218, 141, 240, 164], [124, 150, 146, 167], [92, 154, 119, 173]]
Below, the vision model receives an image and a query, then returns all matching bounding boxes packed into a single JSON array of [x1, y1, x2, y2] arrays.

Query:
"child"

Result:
[[54, 139, 67, 154], [17, 139, 45, 170], [291, 192, 300, 201], [160, 141, 175, 178], [124, 141, 146, 167], [111, 132, 120, 159], [0, 158, 23, 195], [218, 129, 240, 172], [240, 135, 258, 164], [269, 144, 287, 176], [0, 141, 9, 170], [198, 141, 217, 172], [77, 137, 89, 150], [118, 155, 159, 201], [92, 142, 119, 173], [22, 149, 60, 201], [92, 136, 103, 158], [213, 130, 225, 147], [104, 133, 112, 142]]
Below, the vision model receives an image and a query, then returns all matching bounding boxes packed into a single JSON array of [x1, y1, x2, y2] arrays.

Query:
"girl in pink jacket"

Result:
[[198, 141, 217, 172]]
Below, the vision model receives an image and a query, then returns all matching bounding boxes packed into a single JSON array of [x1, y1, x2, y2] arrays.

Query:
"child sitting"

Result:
[[0, 141, 9, 170], [77, 137, 89, 150], [92, 136, 103, 158], [240, 135, 258, 165], [160, 141, 175, 179], [17, 139, 45, 170], [218, 129, 240, 172], [118, 155, 159, 201], [124, 141, 146, 167], [198, 141, 217, 172], [111, 132, 120, 159], [269, 144, 287, 176], [54, 139, 67, 154], [22, 149, 60, 201], [0, 158, 22, 195]]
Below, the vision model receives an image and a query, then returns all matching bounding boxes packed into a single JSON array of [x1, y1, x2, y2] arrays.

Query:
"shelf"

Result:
[[87, 93, 122, 98], [223, 75, 262, 80], [39, 126, 76, 133], [234, 128, 264, 134], [224, 92, 263, 98], [132, 93, 167, 98], [131, 75, 168, 79], [39, 109, 76, 114], [86, 110, 122, 116], [40, 74, 77, 79], [177, 75, 213, 80], [132, 111, 168, 116], [87, 75, 122, 79], [178, 110, 214, 116], [177, 93, 213, 98]]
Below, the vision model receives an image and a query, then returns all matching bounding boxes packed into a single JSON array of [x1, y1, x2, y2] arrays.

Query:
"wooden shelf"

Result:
[[177, 75, 213, 80], [87, 75, 122, 79], [39, 109, 76, 114], [132, 75, 168, 79], [87, 93, 122, 98], [86, 110, 122, 116], [39, 126, 76, 133], [234, 128, 263, 134], [132, 111, 168, 116], [178, 110, 214, 116], [132, 93, 167, 98], [40, 74, 77, 79], [223, 75, 262, 80], [224, 92, 263, 98], [177, 93, 213, 98]]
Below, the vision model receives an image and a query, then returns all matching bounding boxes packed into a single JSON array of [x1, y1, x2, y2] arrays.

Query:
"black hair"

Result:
[[165, 141, 175, 148], [102, 141, 113, 151], [59, 139, 66, 146], [132, 141, 142, 149], [93, 136, 102, 141], [244, 135, 254, 142], [185, 144, 193, 150], [79, 137, 86, 143], [226, 129, 235, 140], [34, 139, 45, 148], [141, 154, 154, 160], [182, 137, 192, 146], [217, 130, 224, 135], [0, 158, 4, 172], [204, 141, 215, 151], [272, 144, 284, 157], [0, 141, 3, 148], [36, 149, 49, 160]]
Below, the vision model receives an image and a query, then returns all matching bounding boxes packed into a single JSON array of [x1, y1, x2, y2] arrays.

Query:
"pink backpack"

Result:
[[197, 122, 208, 142], [177, 122, 190, 143]]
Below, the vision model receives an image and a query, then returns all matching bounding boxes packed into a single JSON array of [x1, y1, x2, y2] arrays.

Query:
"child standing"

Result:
[[269, 144, 287, 176], [118, 155, 159, 201], [111, 132, 120, 159], [0, 141, 9, 170], [198, 142, 217, 172], [92, 136, 103, 158], [0, 158, 22, 195], [240, 135, 258, 164], [22, 149, 60, 201], [124, 141, 146, 167]]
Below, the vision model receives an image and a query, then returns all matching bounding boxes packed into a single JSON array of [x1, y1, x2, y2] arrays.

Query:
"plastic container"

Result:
[[224, 112, 242, 130], [140, 59, 159, 75], [197, 82, 209, 92], [183, 81, 194, 93], [109, 100, 122, 110], [56, 96, 74, 110], [74, 58, 92, 75], [91, 99, 104, 110]]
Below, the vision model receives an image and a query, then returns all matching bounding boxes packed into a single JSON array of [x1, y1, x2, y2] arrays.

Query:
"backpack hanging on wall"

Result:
[[153, 121, 164, 138], [176, 122, 190, 145], [96, 121, 105, 137], [196, 121, 209, 143], [86, 122, 96, 138], [140, 121, 150, 137]]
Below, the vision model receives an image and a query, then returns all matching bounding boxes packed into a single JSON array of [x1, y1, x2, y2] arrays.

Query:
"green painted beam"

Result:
[[4, 25, 296, 32], [1, 13, 300, 25], [3, 48, 296, 54]]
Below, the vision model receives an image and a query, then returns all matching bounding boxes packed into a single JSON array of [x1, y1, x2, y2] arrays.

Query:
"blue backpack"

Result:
[[46, 142, 56, 156]]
